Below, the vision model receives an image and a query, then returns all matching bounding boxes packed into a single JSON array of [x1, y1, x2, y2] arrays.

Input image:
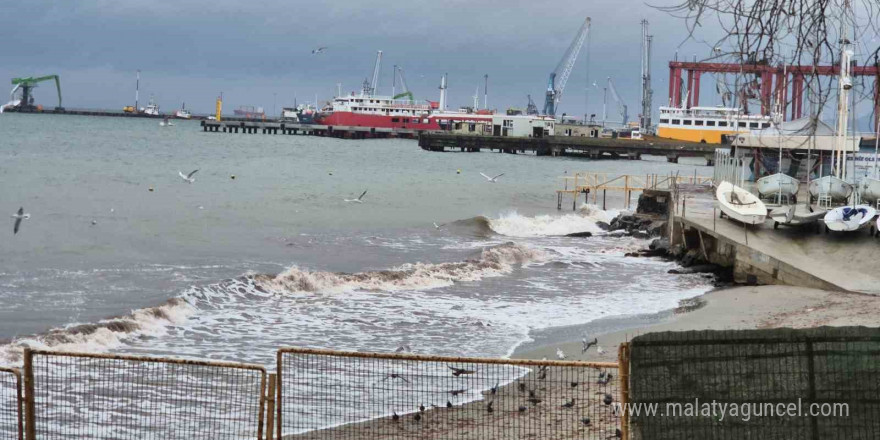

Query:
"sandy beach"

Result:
[[514, 284, 880, 364]]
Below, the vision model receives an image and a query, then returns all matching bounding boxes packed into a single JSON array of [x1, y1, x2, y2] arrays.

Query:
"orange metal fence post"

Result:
[[618, 343, 631, 440], [22, 349, 34, 440], [265, 374, 277, 440]]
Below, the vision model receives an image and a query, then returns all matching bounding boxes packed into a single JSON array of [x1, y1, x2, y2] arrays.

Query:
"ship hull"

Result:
[[316, 111, 492, 131]]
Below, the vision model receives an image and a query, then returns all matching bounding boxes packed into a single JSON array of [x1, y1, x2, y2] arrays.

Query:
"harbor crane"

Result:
[[10, 75, 63, 111], [526, 95, 539, 115], [362, 50, 383, 96], [606, 77, 628, 126], [543, 17, 591, 116], [392, 66, 414, 102]]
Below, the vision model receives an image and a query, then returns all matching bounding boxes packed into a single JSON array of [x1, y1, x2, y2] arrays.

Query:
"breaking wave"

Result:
[[0, 298, 194, 365], [254, 242, 543, 294], [483, 205, 620, 237]]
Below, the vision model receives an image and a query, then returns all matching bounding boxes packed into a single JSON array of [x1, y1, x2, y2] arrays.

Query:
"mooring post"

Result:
[[603, 189, 607, 210]]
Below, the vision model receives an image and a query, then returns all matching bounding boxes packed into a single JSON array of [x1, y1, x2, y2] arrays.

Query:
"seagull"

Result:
[[11, 207, 29, 234], [447, 365, 475, 377], [433, 222, 446, 230], [311, 46, 327, 55], [179, 169, 198, 183], [480, 172, 505, 183], [561, 398, 576, 408], [597, 346, 606, 356], [582, 337, 598, 353], [556, 348, 566, 360], [603, 393, 614, 406], [344, 190, 367, 203]]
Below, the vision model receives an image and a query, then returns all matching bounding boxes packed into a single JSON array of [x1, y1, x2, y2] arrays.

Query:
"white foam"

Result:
[[486, 206, 619, 237], [257, 242, 544, 295]]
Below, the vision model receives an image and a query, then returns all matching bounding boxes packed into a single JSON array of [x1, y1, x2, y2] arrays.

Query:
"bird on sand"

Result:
[[448, 365, 475, 377], [11, 207, 29, 234], [597, 346, 606, 356], [344, 190, 367, 203], [446, 401, 453, 408], [392, 411, 399, 421], [518, 405, 528, 412], [419, 404, 425, 412], [179, 169, 198, 183], [582, 337, 598, 353], [490, 380, 500, 395], [603, 393, 614, 405], [480, 172, 505, 183], [598, 372, 613, 385], [561, 398, 576, 408], [556, 348, 566, 360], [413, 412, 421, 422], [581, 417, 591, 426]]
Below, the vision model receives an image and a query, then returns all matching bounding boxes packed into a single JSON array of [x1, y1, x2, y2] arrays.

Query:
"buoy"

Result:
[[456, 169, 461, 174], [329, 172, 333, 176], [149, 187, 154, 192], [91, 220, 97, 226], [231, 175, 236, 180]]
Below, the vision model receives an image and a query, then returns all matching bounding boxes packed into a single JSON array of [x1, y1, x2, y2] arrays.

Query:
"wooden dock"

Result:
[[557, 172, 713, 210], [200, 120, 422, 139], [419, 133, 720, 164]]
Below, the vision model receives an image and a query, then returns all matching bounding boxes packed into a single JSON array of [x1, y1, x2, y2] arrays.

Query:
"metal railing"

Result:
[[22, 349, 267, 440], [713, 149, 745, 187], [0, 368, 22, 440], [557, 172, 712, 210], [276, 347, 622, 439]]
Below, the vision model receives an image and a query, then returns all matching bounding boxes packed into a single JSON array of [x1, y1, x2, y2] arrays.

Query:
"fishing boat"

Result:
[[756, 173, 800, 202], [823, 205, 876, 233], [716, 181, 767, 225], [143, 96, 160, 116], [768, 204, 825, 231], [174, 102, 192, 119], [808, 175, 853, 203]]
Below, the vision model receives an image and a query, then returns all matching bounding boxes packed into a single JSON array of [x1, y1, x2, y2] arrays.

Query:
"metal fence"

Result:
[[276, 347, 622, 439], [23, 349, 267, 440], [627, 327, 880, 439], [0, 368, 22, 440], [713, 149, 745, 187]]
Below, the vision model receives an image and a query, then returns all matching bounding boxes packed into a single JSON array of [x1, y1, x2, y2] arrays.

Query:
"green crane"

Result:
[[391, 66, 414, 102], [11, 75, 63, 111]]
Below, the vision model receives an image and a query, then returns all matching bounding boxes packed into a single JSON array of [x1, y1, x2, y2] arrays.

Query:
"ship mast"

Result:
[[833, 3, 853, 180]]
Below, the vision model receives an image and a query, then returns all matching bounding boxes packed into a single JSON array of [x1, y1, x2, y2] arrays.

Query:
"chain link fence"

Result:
[[23, 349, 267, 440], [627, 328, 880, 439], [0, 368, 22, 440], [276, 347, 622, 439]]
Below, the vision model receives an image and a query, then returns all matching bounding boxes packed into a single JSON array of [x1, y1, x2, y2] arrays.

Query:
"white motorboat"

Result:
[[756, 173, 800, 202], [808, 175, 853, 203], [823, 205, 876, 232], [716, 181, 768, 225], [143, 96, 160, 116], [769, 204, 825, 231]]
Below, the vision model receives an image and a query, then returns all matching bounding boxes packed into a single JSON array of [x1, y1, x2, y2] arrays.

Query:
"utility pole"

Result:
[[483, 74, 489, 110], [135, 70, 140, 111], [603, 86, 608, 127], [273, 92, 277, 118], [640, 19, 653, 133]]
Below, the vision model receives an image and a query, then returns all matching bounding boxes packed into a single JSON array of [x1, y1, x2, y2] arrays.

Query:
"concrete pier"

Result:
[[669, 184, 880, 294], [200, 120, 421, 139], [419, 133, 719, 164]]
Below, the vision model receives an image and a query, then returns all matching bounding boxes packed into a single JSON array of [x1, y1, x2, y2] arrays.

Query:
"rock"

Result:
[[596, 221, 611, 231], [625, 252, 640, 257], [631, 230, 651, 239], [565, 231, 593, 238], [649, 238, 670, 252]]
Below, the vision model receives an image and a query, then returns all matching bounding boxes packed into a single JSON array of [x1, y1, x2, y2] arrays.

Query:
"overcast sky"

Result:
[[1, 0, 876, 127]]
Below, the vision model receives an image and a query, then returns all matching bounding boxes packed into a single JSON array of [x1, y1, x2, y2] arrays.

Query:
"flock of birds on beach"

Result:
[[8, 167, 505, 235], [379, 359, 621, 438]]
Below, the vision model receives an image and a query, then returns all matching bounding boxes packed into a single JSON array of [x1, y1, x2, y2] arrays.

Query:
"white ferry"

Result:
[[656, 106, 773, 144]]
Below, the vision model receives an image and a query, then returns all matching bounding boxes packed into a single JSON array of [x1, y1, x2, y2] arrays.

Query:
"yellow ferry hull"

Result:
[[656, 126, 738, 144]]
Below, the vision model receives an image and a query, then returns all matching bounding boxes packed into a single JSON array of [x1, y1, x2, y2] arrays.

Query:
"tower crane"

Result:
[[543, 17, 591, 117], [606, 77, 628, 126], [10, 75, 63, 111]]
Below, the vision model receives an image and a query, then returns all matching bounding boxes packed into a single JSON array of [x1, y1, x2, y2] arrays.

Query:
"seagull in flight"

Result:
[[582, 337, 598, 353], [480, 172, 505, 183], [11, 207, 29, 234], [179, 169, 198, 183], [312, 46, 327, 55], [344, 190, 367, 203], [433, 222, 446, 230]]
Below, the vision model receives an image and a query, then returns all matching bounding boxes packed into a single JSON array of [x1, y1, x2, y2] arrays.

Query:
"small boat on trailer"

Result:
[[823, 205, 876, 233], [768, 204, 825, 232], [859, 177, 880, 207], [756, 173, 800, 203], [808, 175, 853, 203], [716, 181, 768, 225]]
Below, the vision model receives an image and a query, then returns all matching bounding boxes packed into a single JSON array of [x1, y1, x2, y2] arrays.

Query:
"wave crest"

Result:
[[255, 242, 543, 294], [484, 206, 619, 237]]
